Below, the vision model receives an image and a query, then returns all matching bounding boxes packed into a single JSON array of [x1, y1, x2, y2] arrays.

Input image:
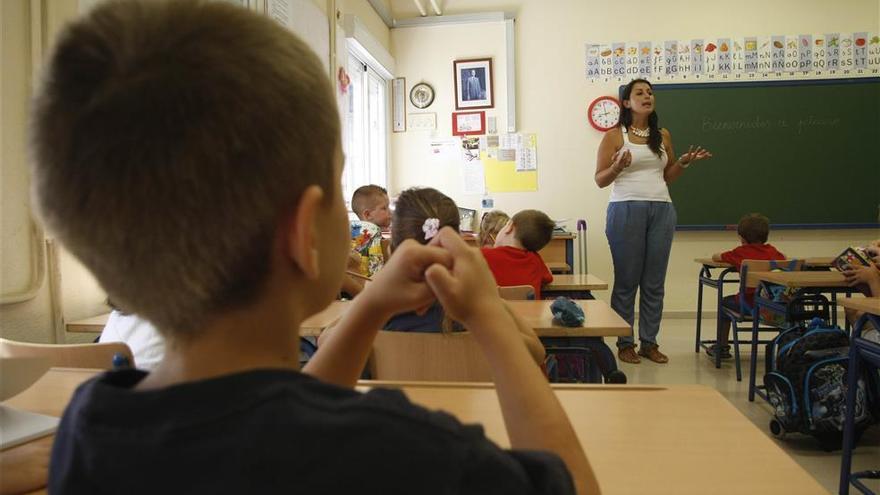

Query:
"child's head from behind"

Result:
[[479, 210, 509, 247], [496, 209, 554, 252], [31, 0, 346, 339], [391, 188, 459, 251], [737, 213, 770, 244], [351, 185, 391, 227]]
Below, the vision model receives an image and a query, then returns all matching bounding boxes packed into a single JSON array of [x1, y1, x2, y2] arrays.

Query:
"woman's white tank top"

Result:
[[608, 129, 672, 203]]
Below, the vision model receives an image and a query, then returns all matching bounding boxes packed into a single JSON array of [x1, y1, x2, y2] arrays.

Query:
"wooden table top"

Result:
[[1, 368, 99, 495], [300, 301, 351, 337], [358, 381, 826, 495], [65, 313, 110, 333], [64, 302, 351, 339], [545, 262, 571, 273], [5, 370, 826, 495], [505, 300, 629, 337], [544, 274, 608, 292], [754, 270, 848, 288], [694, 257, 835, 269], [836, 296, 880, 315]]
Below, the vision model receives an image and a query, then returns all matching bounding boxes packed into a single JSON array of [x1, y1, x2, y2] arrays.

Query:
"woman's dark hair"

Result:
[[391, 187, 460, 251], [619, 78, 663, 158]]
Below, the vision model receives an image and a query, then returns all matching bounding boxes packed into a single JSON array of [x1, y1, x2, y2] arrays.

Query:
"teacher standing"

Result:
[[594, 79, 712, 365]]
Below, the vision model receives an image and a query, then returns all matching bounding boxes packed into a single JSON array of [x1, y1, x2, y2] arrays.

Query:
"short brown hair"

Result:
[[391, 188, 459, 251], [351, 185, 388, 219], [31, 0, 339, 337], [478, 210, 509, 247], [511, 210, 554, 252], [737, 213, 771, 244]]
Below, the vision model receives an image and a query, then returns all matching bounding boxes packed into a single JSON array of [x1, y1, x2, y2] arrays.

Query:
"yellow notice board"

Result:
[[482, 152, 537, 192]]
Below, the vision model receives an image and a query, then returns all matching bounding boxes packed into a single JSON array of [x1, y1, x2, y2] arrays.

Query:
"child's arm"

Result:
[[843, 263, 880, 296], [302, 241, 453, 387], [712, 252, 724, 262], [425, 228, 599, 495]]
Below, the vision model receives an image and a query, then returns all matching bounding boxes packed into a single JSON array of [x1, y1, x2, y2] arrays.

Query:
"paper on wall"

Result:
[[429, 137, 461, 163], [462, 162, 486, 194]]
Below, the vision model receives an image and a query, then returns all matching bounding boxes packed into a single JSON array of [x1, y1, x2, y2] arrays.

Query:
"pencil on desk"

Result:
[[346, 270, 372, 281]]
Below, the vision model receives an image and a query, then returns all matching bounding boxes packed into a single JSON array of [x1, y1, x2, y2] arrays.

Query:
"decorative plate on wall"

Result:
[[410, 82, 435, 109]]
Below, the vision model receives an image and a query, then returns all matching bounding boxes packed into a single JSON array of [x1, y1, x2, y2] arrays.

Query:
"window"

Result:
[[342, 50, 388, 207]]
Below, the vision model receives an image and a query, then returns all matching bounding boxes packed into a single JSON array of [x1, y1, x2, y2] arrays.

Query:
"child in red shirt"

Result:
[[482, 209, 555, 299], [710, 213, 785, 358]]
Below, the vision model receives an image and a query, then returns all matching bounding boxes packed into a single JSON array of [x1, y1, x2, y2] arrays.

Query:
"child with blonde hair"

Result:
[[478, 210, 510, 248]]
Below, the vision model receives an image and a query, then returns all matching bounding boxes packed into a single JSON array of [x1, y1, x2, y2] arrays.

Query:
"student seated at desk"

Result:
[[482, 209, 555, 299], [710, 213, 784, 358], [478, 210, 510, 248], [350, 184, 391, 277], [31, 3, 596, 494]]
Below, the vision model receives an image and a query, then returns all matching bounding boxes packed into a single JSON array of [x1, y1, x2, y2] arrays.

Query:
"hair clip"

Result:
[[422, 218, 440, 241]]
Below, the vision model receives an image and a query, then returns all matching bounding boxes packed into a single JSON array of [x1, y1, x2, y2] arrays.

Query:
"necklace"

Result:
[[630, 126, 650, 138]]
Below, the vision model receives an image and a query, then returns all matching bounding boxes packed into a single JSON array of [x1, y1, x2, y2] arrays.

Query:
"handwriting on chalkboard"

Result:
[[701, 115, 841, 134]]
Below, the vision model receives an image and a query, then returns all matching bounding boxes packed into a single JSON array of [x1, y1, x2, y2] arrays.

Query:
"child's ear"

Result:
[[284, 185, 324, 280]]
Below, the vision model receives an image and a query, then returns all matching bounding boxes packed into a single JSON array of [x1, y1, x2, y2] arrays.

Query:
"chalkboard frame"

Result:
[[623, 78, 880, 231]]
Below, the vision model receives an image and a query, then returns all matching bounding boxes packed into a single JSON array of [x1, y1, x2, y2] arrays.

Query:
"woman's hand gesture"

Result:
[[611, 148, 632, 173], [678, 145, 712, 167]]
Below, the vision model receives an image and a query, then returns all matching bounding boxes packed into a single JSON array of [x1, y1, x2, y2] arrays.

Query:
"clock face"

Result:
[[410, 83, 435, 109], [588, 96, 621, 131]]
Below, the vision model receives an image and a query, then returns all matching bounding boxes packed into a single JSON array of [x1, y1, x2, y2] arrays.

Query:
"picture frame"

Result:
[[452, 111, 486, 136], [454, 58, 494, 110]]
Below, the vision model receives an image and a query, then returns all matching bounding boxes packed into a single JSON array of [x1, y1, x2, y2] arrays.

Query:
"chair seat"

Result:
[[721, 307, 752, 322]]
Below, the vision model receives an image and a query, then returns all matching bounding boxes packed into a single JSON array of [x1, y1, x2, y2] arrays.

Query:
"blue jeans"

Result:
[[605, 201, 676, 348]]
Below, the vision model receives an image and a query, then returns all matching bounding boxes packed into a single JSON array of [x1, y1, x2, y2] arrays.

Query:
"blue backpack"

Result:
[[764, 319, 877, 450]]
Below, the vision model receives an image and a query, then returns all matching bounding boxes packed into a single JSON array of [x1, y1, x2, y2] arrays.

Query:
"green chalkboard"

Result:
[[650, 79, 880, 228]]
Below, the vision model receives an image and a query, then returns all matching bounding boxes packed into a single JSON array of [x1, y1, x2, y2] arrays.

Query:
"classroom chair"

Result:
[[497, 285, 535, 300], [839, 313, 880, 495], [0, 338, 134, 370], [368, 331, 492, 382], [716, 259, 810, 381]]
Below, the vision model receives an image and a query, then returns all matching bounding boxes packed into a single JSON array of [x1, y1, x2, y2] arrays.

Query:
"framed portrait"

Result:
[[452, 111, 486, 136], [454, 58, 493, 110]]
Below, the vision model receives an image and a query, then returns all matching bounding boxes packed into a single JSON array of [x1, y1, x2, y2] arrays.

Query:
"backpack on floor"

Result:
[[763, 321, 876, 450]]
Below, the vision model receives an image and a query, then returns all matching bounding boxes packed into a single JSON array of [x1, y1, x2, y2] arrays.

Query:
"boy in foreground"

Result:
[[32, 1, 598, 494]]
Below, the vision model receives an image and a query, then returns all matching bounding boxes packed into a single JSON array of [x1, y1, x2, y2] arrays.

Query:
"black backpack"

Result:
[[763, 320, 877, 450]]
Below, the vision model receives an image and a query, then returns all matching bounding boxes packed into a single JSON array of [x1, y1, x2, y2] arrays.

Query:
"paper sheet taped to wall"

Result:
[[483, 151, 537, 192]]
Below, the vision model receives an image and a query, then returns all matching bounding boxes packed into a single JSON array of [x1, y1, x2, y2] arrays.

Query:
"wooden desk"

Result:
[[505, 300, 629, 338], [543, 274, 608, 293], [65, 313, 109, 334], [754, 270, 848, 288], [546, 261, 571, 274], [693, 257, 835, 269], [64, 303, 348, 338], [836, 296, 880, 315], [1, 368, 99, 495], [5, 370, 826, 495], [300, 301, 350, 337], [362, 381, 827, 495]]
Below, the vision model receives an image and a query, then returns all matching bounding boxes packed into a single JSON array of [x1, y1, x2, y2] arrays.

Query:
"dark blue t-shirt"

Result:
[[50, 369, 574, 494], [384, 302, 463, 333]]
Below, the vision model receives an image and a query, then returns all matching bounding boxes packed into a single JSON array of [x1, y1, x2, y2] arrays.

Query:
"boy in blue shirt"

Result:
[[31, 1, 597, 494]]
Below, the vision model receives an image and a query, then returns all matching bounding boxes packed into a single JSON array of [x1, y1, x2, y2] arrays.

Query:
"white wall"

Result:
[[389, 0, 880, 314]]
